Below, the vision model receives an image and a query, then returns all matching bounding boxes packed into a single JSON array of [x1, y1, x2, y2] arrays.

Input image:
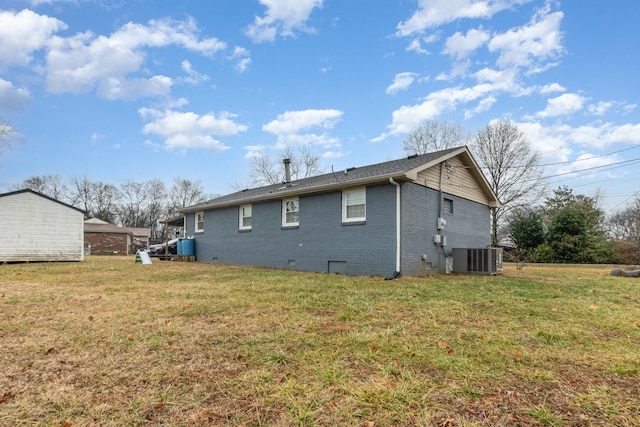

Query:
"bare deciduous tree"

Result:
[[168, 177, 208, 216], [68, 175, 121, 222], [94, 183, 121, 223], [11, 174, 69, 201], [145, 179, 168, 240], [249, 146, 324, 186], [0, 117, 16, 159], [472, 121, 546, 246], [609, 193, 640, 242], [249, 152, 281, 186], [402, 120, 470, 155], [119, 180, 147, 228], [68, 175, 94, 216]]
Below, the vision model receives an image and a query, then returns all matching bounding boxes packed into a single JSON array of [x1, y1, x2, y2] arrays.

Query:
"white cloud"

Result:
[[322, 150, 344, 159], [236, 58, 252, 73], [375, 68, 527, 141], [244, 144, 268, 159], [386, 72, 419, 94], [516, 121, 572, 160], [570, 123, 640, 148], [98, 75, 173, 100], [374, 83, 497, 140], [517, 120, 640, 163], [488, 7, 564, 71], [587, 101, 613, 116], [539, 83, 565, 94], [45, 17, 226, 99], [555, 152, 622, 177], [443, 28, 490, 59], [180, 60, 210, 85], [229, 46, 252, 72], [0, 9, 67, 69], [263, 109, 342, 134], [0, 78, 31, 111], [274, 132, 341, 149], [464, 95, 496, 118], [90, 133, 104, 144], [139, 108, 247, 151], [406, 38, 429, 55], [587, 100, 637, 116], [397, 0, 529, 37], [406, 33, 440, 55], [245, 0, 324, 43], [262, 109, 343, 148], [622, 103, 637, 115], [535, 93, 586, 118]]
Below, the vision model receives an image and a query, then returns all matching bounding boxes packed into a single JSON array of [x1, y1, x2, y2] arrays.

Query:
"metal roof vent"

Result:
[[283, 158, 291, 184]]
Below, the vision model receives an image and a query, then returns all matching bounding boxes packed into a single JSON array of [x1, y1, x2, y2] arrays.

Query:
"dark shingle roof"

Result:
[[180, 146, 475, 212]]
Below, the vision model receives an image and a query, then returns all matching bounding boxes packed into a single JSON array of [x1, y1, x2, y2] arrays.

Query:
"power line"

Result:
[[534, 143, 640, 167], [473, 144, 640, 171], [524, 157, 640, 182]]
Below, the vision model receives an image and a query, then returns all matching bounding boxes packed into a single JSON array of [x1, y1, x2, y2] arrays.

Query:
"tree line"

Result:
[[10, 175, 211, 241], [4, 114, 639, 264]]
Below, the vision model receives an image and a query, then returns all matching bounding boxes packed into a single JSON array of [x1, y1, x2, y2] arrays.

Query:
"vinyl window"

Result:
[[282, 198, 299, 226], [195, 211, 204, 232], [239, 204, 252, 230], [342, 187, 366, 222]]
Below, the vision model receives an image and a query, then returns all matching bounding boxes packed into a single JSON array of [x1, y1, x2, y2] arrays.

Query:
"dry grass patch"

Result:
[[1, 257, 639, 426]]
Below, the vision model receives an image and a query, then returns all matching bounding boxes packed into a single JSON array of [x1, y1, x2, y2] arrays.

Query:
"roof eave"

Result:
[[179, 172, 411, 213]]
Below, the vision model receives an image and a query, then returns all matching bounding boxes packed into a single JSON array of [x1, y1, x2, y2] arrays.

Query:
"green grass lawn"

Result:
[[0, 257, 638, 426]]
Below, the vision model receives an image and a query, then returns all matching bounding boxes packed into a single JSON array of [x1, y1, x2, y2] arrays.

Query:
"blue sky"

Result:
[[1, 0, 639, 213]]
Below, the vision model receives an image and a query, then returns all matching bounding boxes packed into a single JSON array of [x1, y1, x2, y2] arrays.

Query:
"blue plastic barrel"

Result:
[[177, 239, 184, 255], [181, 238, 195, 256]]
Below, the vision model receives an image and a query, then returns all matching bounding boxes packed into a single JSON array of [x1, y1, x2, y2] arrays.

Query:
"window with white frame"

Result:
[[239, 204, 252, 230], [195, 211, 204, 232], [342, 187, 366, 222], [282, 197, 299, 226]]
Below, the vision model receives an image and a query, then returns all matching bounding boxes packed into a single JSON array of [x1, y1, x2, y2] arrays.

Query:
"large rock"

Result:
[[610, 268, 640, 277]]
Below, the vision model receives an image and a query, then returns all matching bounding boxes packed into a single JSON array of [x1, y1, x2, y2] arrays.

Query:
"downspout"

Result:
[[439, 162, 444, 218], [438, 162, 445, 272], [389, 177, 401, 277]]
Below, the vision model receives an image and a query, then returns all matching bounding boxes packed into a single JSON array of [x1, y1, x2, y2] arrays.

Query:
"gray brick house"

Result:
[[179, 146, 500, 276]]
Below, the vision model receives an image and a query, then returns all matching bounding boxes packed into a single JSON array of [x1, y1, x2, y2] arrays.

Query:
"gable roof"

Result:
[[83, 219, 151, 237], [180, 146, 500, 213], [84, 222, 133, 235], [0, 189, 85, 213]]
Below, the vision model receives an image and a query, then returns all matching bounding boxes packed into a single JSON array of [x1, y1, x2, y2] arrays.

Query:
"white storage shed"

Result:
[[0, 189, 85, 262]]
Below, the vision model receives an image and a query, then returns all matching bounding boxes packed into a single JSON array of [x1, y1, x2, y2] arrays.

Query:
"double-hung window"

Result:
[[282, 198, 299, 227], [239, 204, 252, 230], [342, 187, 366, 222], [195, 211, 204, 233]]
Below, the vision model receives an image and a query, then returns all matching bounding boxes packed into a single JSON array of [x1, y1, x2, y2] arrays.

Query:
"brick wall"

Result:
[[84, 232, 130, 255], [185, 182, 491, 277]]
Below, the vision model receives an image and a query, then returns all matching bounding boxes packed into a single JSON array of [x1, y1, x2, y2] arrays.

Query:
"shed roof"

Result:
[[180, 146, 500, 213], [0, 189, 85, 213]]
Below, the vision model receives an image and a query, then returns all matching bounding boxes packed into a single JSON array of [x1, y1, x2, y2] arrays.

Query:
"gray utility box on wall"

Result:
[[452, 248, 503, 274]]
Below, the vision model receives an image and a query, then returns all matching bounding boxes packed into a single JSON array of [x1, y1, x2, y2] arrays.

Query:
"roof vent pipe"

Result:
[[283, 158, 292, 184]]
